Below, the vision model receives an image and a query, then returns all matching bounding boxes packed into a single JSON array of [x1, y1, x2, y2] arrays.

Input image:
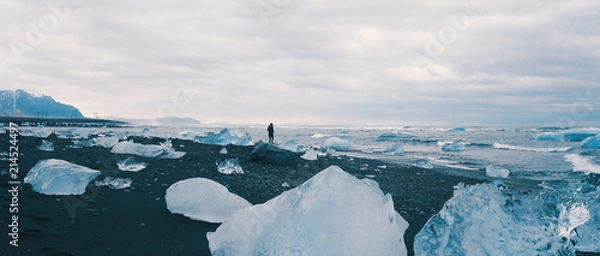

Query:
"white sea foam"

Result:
[[564, 154, 600, 174], [493, 143, 572, 153]]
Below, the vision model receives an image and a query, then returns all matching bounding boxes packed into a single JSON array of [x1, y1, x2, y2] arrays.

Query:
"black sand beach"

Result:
[[0, 132, 527, 256]]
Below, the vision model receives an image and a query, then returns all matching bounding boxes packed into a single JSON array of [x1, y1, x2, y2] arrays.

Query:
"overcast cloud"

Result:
[[1, 0, 599, 126]]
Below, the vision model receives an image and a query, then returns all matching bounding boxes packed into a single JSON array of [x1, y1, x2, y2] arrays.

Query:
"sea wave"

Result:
[[564, 154, 600, 174], [493, 143, 572, 153]]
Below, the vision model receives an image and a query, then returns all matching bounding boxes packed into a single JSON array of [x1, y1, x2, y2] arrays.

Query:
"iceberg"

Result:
[[24, 159, 101, 195], [300, 148, 318, 161], [415, 180, 600, 255], [207, 166, 409, 256], [564, 154, 600, 174], [37, 140, 55, 151], [448, 127, 466, 132], [95, 177, 132, 190], [111, 141, 186, 159], [165, 178, 252, 223], [535, 132, 563, 141], [485, 165, 510, 178], [195, 128, 252, 146], [216, 158, 244, 175], [581, 135, 600, 149], [116, 157, 148, 172], [324, 137, 351, 151], [376, 131, 413, 141], [384, 143, 404, 155], [441, 140, 464, 152], [563, 129, 599, 142]]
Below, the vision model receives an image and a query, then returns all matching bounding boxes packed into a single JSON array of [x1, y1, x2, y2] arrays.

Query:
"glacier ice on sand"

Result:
[[165, 178, 252, 223], [111, 140, 186, 159], [216, 158, 244, 175], [24, 159, 101, 195], [207, 166, 409, 256]]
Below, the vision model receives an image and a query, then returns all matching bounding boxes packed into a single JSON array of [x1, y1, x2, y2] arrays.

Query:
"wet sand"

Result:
[[0, 133, 520, 255]]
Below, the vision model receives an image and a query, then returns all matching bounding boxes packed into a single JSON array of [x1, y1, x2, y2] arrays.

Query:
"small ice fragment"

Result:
[[301, 148, 318, 161], [117, 157, 148, 172], [216, 158, 244, 174], [37, 140, 55, 151], [95, 177, 133, 190], [413, 159, 433, 169], [282, 182, 290, 188], [486, 165, 510, 178], [219, 147, 228, 154]]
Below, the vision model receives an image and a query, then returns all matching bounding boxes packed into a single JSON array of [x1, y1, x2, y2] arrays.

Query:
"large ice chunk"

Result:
[[581, 135, 600, 149], [216, 158, 244, 174], [111, 141, 186, 159], [195, 128, 252, 146], [37, 140, 55, 151], [117, 157, 148, 172], [165, 178, 252, 223], [486, 165, 510, 178], [24, 159, 101, 195], [324, 137, 351, 151], [207, 166, 409, 256], [415, 180, 599, 255]]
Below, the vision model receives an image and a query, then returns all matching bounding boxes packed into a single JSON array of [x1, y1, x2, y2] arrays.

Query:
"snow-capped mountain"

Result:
[[0, 89, 84, 118]]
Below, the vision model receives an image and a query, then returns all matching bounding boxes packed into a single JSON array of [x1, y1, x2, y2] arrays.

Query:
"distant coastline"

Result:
[[0, 116, 129, 127]]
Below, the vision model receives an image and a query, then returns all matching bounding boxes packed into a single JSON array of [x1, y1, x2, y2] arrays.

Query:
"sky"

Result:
[[1, 0, 599, 126]]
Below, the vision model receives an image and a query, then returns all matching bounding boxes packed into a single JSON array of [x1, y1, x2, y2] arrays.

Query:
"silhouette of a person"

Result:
[[267, 123, 274, 143]]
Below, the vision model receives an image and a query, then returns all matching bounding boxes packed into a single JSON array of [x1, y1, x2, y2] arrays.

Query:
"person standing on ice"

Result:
[[267, 123, 274, 144]]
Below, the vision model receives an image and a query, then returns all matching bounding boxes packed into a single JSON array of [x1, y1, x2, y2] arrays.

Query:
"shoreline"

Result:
[[0, 134, 594, 255]]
